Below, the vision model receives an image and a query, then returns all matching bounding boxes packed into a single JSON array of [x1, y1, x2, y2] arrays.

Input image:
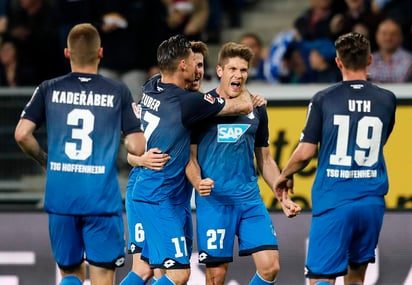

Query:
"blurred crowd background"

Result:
[[1, 0, 412, 96]]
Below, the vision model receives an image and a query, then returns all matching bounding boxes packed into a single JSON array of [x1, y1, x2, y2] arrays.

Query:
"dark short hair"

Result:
[[191, 41, 208, 57], [157, 34, 192, 74], [335, 32, 370, 70]]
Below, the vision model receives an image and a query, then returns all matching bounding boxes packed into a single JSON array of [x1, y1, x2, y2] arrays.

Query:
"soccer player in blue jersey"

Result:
[[185, 42, 302, 285], [121, 40, 208, 284], [14, 23, 146, 285], [121, 35, 253, 285], [274, 32, 397, 285]]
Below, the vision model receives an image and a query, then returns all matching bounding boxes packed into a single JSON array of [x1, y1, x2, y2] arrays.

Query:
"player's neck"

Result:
[[341, 69, 368, 81], [215, 86, 230, 99], [161, 74, 186, 88], [70, 65, 98, 74]]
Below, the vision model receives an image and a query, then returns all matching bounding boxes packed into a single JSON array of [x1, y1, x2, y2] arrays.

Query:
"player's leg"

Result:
[[344, 202, 384, 285], [137, 201, 192, 285], [49, 213, 86, 284], [238, 202, 279, 284], [88, 265, 115, 285], [196, 200, 236, 285], [121, 185, 153, 284], [82, 214, 126, 285], [205, 263, 229, 285], [344, 263, 367, 285], [251, 250, 279, 284], [59, 274, 84, 285]]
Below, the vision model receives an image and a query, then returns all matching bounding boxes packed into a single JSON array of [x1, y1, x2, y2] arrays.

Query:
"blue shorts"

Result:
[[305, 202, 384, 279], [125, 170, 145, 254], [135, 200, 191, 269], [196, 199, 278, 264], [125, 172, 193, 259], [49, 213, 125, 269]]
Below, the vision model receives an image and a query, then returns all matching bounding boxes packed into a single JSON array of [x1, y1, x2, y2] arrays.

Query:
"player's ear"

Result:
[[335, 57, 343, 69], [64, 48, 70, 59], [216, 65, 223, 78], [98, 47, 103, 59], [367, 54, 372, 66]]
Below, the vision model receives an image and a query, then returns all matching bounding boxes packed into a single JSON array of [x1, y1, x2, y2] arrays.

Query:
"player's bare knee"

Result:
[[167, 268, 191, 284]]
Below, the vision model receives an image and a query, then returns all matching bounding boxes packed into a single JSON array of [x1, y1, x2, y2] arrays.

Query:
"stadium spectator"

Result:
[[293, 0, 336, 41], [330, 0, 382, 51], [239, 32, 269, 82], [6, 0, 63, 83], [368, 18, 412, 82], [165, 0, 209, 41], [306, 38, 342, 83], [0, 37, 37, 86], [52, 0, 101, 73], [371, 0, 412, 51], [97, 0, 148, 102]]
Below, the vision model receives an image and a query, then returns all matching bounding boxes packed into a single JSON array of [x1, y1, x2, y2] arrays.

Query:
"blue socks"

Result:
[[119, 271, 147, 285], [249, 272, 276, 285], [59, 276, 82, 285]]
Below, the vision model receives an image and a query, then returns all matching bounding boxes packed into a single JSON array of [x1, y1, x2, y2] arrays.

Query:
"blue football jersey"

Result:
[[21, 72, 142, 215], [132, 76, 225, 204], [301, 80, 396, 215], [192, 89, 270, 205]]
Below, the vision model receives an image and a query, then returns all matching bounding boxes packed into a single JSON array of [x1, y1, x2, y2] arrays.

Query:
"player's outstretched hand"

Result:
[[196, 178, 214, 196], [281, 191, 301, 218]]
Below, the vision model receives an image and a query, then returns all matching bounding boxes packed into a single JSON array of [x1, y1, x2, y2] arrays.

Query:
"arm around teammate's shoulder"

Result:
[[217, 89, 253, 116]]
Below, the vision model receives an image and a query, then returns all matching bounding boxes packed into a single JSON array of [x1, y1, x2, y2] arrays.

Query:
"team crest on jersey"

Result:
[[217, 124, 250, 143], [203, 93, 216, 104]]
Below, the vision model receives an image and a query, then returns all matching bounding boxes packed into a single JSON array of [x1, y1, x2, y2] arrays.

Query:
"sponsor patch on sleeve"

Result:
[[203, 93, 216, 104]]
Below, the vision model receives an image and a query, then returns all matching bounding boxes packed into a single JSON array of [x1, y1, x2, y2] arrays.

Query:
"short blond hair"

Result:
[[67, 23, 101, 66]]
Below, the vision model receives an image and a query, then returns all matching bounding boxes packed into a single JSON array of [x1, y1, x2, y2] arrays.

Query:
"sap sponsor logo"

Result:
[[217, 124, 250, 143]]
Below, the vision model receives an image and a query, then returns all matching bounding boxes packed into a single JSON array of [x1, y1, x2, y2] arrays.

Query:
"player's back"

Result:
[[305, 80, 396, 214], [24, 72, 136, 215], [134, 76, 194, 204]]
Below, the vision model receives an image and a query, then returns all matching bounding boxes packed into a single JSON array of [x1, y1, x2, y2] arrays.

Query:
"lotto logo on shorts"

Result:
[[115, 257, 125, 267], [217, 124, 250, 143], [163, 259, 176, 268]]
